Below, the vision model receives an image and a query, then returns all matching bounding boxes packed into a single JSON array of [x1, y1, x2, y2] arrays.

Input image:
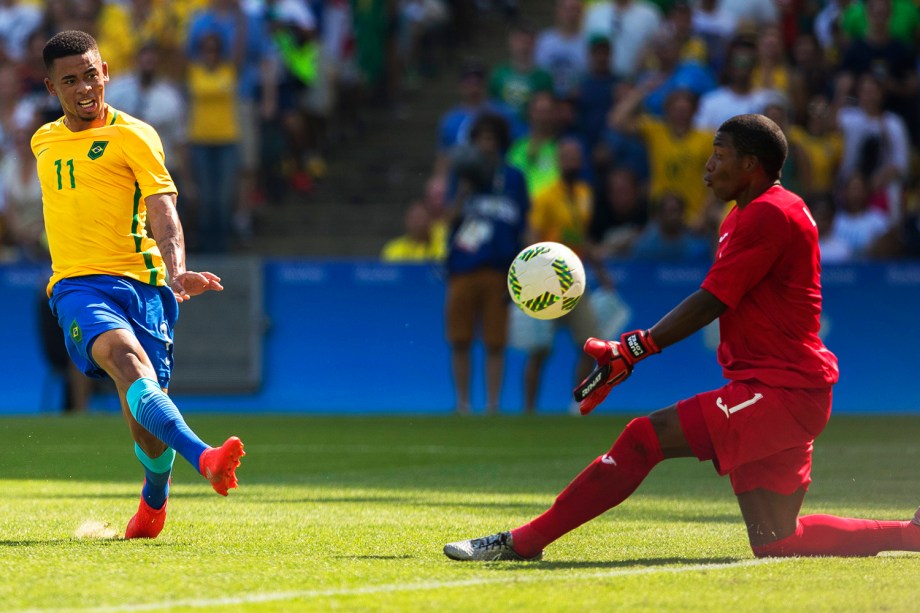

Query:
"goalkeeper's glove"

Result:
[[573, 329, 660, 415]]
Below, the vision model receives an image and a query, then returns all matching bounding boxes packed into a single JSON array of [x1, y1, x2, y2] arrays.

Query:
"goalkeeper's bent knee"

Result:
[[612, 417, 665, 468]]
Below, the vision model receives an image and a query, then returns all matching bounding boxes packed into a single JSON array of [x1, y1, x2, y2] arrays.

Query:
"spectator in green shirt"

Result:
[[488, 21, 555, 121], [507, 90, 561, 198]]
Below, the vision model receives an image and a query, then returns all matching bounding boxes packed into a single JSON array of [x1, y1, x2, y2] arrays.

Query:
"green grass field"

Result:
[[0, 413, 918, 612]]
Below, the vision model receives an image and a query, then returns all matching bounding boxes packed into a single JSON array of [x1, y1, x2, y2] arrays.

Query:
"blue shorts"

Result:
[[49, 275, 179, 388]]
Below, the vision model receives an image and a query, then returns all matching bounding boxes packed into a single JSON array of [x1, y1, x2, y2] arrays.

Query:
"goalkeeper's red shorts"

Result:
[[676, 381, 833, 495]]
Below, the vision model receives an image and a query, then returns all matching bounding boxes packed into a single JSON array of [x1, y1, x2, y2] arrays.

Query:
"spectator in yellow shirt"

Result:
[[788, 96, 844, 196], [381, 200, 447, 261], [610, 83, 713, 229], [186, 32, 240, 253]]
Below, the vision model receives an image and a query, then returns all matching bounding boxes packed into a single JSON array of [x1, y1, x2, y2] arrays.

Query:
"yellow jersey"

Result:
[[637, 115, 712, 224], [187, 62, 240, 144], [381, 220, 448, 261], [788, 125, 844, 194], [529, 179, 593, 248], [751, 65, 790, 93], [32, 106, 176, 296]]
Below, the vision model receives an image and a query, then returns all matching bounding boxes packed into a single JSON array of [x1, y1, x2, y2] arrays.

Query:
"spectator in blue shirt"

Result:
[[434, 60, 524, 178], [638, 28, 717, 118]]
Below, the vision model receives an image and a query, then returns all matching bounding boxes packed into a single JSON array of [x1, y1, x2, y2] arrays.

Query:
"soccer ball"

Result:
[[507, 242, 586, 320]]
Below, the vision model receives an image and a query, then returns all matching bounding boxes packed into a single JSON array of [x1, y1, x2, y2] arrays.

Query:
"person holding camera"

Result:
[[444, 112, 530, 415]]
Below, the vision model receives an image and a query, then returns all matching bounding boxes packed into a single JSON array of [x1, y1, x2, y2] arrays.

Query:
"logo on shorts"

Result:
[[87, 141, 108, 160], [716, 393, 764, 418], [69, 320, 82, 343]]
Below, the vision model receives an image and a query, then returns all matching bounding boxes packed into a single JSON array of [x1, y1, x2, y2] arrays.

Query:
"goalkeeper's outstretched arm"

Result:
[[648, 288, 727, 350], [574, 289, 728, 414]]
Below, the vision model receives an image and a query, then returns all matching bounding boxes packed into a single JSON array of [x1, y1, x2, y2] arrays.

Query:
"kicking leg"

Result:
[[92, 329, 244, 496], [742, 487, 920, 557], [444, 406, 694, 561]]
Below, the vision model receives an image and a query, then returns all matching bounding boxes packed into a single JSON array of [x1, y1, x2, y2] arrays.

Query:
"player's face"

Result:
[[45, 50, 109, 130], [704, 133, 752, 202]]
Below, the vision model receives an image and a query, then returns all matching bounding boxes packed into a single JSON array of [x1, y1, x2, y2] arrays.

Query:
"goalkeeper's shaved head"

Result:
[[43, 30, 100, 71]]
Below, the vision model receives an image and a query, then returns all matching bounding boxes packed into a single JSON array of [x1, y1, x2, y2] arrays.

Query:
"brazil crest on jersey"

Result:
[[31, 106, 177, 295]]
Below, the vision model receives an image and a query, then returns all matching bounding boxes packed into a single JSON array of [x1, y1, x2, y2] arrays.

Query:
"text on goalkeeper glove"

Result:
[[618, 329, 660, 365]]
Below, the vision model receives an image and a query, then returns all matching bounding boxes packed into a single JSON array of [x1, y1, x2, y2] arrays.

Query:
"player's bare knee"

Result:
[[92, 332, 154, 388], [648, 407, 680, 442], [748, 531, 796, 558]]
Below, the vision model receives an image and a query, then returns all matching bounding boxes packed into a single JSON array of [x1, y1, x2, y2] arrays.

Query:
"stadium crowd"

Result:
[[383, 0, 920, 265], [0, 0, 473, 258], [1, 1, 920, 264]]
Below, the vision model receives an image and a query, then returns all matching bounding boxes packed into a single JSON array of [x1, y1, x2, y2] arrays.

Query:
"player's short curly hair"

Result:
[[43, 30, 99, 71], [717, 114, 788, 178]]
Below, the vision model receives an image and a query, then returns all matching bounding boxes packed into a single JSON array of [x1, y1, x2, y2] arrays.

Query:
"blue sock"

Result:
[[135, 444, 175, 510], [127, 378, 209, 472]]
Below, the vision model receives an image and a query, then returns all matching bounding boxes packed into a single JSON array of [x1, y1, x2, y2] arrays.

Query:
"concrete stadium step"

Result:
[[248, 2, 559, 257]]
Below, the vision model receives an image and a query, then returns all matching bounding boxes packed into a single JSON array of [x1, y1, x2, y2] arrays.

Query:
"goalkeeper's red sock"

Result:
[[511, 417, 664, 558], [751, 514, 920, 557]]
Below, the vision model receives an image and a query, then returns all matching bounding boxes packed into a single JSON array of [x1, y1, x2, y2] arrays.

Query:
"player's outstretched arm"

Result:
[[146, 192, 224, 302], [574, 289, 726, 415], [648, 288, 726, 348]]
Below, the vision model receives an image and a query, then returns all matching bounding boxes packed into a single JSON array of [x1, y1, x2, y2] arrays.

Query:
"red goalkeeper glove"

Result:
[[573, 329, 660, 415]]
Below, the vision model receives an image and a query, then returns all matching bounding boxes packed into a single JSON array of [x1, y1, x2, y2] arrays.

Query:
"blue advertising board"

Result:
[[1, 260, 918, 415]]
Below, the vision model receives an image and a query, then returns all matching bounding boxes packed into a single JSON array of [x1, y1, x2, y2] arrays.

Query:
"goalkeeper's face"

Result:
[[703, 133, 752, 202], [45, 50, 109, 130]]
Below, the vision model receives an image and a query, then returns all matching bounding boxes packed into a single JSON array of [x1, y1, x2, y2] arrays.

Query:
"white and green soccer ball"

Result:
[[507, 242, 586, 320]]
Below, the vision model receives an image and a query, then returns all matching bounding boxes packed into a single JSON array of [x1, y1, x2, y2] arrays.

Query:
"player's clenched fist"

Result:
[[573, 330, 660, 415]]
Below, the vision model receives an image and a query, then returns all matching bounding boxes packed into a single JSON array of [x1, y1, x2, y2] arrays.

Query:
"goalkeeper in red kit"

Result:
[[444, 114, 920, 561]]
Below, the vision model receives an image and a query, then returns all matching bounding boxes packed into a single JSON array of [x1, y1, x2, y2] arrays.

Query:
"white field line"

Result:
[[18, 557, 793, 613]]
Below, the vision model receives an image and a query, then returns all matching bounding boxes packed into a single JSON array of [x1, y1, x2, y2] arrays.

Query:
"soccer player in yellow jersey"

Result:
[[34, 30, 245, 539]]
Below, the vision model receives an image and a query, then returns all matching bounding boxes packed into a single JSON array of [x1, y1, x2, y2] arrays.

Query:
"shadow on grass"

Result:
[[17, 493, 743, 526], [245, 496, 743, 524], [255, 496, 543, 510], [333, 555, 414, 560], [480, 556, 746, 571], [0, 538, 155, 547], [0, 539, 74, 547], [25, 491, 222, 501]]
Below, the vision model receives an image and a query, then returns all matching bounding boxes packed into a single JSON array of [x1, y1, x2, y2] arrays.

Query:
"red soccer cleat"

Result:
[[125, 497, 168, 539], [198, 436, 245, 496]]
